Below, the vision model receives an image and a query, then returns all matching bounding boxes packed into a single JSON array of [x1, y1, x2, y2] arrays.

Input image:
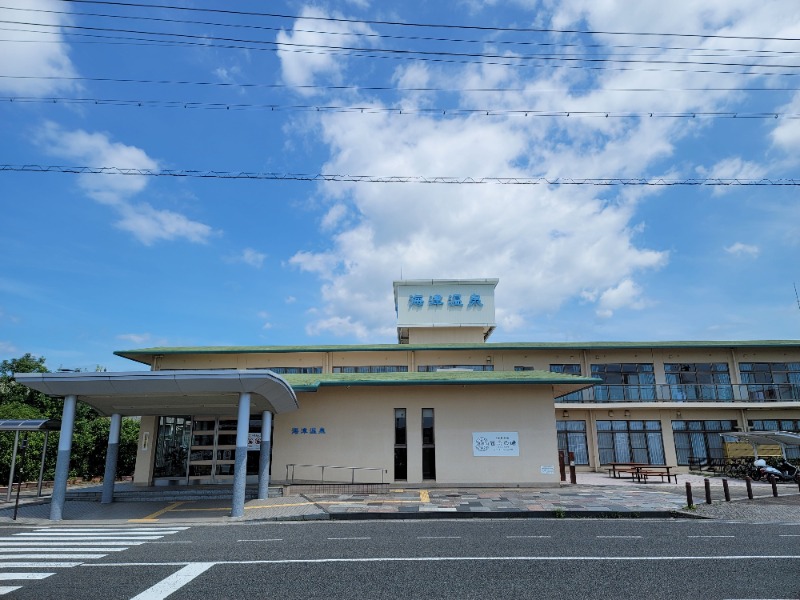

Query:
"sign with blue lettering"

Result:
[[291, 427, 327, 435]]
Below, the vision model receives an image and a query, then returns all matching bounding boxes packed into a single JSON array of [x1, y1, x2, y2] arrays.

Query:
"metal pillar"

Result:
[[6, 431, 20, 502], [37, 431, 50, 497], [101, 414, 122, 504], [50, 394, 77, 521], [231, 393, 250, 518], [257, 411, 272, 499]]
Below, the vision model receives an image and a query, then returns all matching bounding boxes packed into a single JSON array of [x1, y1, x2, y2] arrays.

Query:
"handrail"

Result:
[[285, 463, 385, 484], [557, 383, 800, 403]]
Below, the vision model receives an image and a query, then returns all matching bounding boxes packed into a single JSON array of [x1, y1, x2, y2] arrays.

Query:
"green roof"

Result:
[[115, 339, 800, 366], [278, 369, 600, 391]]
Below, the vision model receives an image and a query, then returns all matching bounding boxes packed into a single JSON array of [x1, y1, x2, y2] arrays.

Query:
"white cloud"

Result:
[[697, 157, 769, 196], [276, 6, 376, 94], [282, 2, 799, 340], [34, 122, 215, 245], [0, 341, 19, 355], [235, 248, 267, 268], [116, 333, 152, 345], [0, 0, 79, 96], [725, 242, 760, 258]]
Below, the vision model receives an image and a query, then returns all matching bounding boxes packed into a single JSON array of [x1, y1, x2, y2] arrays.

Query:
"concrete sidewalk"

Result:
[[0, 472, 797, 525]]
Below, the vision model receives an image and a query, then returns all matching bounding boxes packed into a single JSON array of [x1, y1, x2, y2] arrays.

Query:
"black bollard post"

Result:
[[558, 451, 566, 482], [568, 452, 577, 485], [745, 477, 753, 500], [685, 481, 694, 508], [722, 478, 730, 502], [770, 475, 778, 498], [704, 478, 712, 504]]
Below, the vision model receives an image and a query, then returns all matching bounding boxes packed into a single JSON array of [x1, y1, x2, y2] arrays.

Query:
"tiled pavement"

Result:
[[0, 473, 797, 525]]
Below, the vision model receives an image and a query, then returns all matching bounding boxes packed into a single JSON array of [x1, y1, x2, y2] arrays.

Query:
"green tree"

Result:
[[0, 354, 139, 482]]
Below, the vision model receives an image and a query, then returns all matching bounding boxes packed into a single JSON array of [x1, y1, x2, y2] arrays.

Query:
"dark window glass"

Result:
[[395, 408, 406, 445], [422, 408, 435, 445], [595, 420, 664, 465], [671, 420, 737, 466]]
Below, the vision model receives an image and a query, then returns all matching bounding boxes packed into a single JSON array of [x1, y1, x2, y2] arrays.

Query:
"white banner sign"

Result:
[[247, 432, 261, 451], [472, 432, 519, 457]]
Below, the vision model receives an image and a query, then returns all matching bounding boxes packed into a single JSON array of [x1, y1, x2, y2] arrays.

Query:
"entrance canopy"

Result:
[[13, 369, 299, 417], [721, 430, 800, 448]]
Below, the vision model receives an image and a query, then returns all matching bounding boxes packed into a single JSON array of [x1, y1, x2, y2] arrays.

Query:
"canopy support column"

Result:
[[231, 392, 250, 518], [5, 431, 20, 503], [101, 413, 122, 504], [257, 411, 272, 499], [50, 394, 77, 521]]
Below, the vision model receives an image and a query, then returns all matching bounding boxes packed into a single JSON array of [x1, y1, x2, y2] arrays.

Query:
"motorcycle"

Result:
[[752, 458, 800, 483]]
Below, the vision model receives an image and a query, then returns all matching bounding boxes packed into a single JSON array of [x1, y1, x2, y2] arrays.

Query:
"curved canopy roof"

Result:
[[14, 370, 298, 417], [721, 431, 800, 448], [0, 419, 62, 431]]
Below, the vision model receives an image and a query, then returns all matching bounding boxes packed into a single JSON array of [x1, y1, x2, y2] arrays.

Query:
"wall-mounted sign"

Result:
[[409, 293, 483, 309], [472, 432, 519, 457], [247, 433, 261, 451], [291, 427, 327, 435]]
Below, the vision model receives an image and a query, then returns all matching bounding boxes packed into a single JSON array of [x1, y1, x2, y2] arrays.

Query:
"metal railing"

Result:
[[285, 463, 385, 484], [557, 383, 800, 403]]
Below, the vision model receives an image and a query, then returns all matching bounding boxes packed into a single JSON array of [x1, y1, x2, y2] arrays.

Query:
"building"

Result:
[[15, 278, 800, 519]]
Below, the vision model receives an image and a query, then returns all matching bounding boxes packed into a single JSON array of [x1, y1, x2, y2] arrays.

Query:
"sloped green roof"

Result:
[[278, 369, 600, 392], [115, 339, 800, 366]]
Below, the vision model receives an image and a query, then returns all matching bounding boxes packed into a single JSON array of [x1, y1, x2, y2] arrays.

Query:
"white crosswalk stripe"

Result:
[[0, 526, 189, 595]]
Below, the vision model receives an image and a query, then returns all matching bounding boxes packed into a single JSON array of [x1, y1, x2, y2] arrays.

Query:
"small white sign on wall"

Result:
[[473, 432, 519, 456]]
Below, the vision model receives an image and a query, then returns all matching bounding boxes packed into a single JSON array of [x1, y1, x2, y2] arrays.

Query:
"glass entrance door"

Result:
[[188, 417, 238, 484]]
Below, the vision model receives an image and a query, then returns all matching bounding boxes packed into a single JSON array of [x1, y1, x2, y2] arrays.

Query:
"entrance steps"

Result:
[[65, 485, 284, 503]]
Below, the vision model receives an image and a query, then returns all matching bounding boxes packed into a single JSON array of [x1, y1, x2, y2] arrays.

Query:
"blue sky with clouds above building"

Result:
[[1, 0, 799, 371]]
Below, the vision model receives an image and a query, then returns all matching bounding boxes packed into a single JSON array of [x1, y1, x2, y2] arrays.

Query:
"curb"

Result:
[[326, 510, 694, 521]]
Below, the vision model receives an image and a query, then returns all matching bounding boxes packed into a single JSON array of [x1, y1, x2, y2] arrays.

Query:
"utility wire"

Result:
[[2, 96, 797, 119], [0, 74, 796, 94], [56, 0, 800, 43], [5, 4, 800, 58], [3, 18, 799, 71], [3, 22, 799, 78], [2, 164, 799, 186]]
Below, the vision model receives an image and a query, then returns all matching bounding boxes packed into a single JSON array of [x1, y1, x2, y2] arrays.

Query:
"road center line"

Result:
[[417, 536, 462, 540], [237, 539, 284, 543], [327, 537, 371, 540], [596, 536, 642, 539], [129, 562, 215, 600], [506, 536, 552, 539], [688, 536, 735, 538]]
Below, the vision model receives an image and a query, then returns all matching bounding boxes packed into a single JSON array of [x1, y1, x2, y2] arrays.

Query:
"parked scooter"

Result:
[[752, 458, 800, 483]]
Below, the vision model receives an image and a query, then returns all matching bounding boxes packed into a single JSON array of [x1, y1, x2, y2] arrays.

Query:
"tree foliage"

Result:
[[0, 354, 139, 483]]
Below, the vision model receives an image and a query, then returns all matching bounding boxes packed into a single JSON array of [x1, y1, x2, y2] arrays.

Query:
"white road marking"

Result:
[[506, 536, 552, 539], [596, 536, 643, 539], [129, 562, 215, 600], [0, 562, 82, 568], [0, 554, 107, 560], [327, 537, 371, 540], [237, 539, 284, 542], [40, 528, 187, 533], [0, 586, 21, 595], [779, 534, 800, 537], [417, 536, 461, 540], [688, 536, 736, 538], [0, 541, 143, 547], [0, 573, 53, 580], [14, 535, 163, 540], [84, 555, 800, 568], [0, 547, 127, 553]]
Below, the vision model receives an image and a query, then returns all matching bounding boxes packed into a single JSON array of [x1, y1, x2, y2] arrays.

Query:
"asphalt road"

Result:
[[1, 519, 798, 599]]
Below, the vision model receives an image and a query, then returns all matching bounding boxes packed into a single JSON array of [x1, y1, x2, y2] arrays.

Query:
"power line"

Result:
[[3, 164, 799, 186], [4, 18, 799, 73], [3, 95, 798, 119], [0, 74, 796, 94], [56, 0, 800, 42], [6, 3, 800, 59]]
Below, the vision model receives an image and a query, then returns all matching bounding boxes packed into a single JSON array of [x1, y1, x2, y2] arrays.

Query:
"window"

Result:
[[422, 408, 436, 480], [740, 363, 800, 400], [596, 420, 665, 464], [664, 363, 732, 400], [556, 420, 589, 464], [394, 409, 407, 480], [267, 367, 322, 374], [749, 419, 800, 459], [333, 365, 408, 373], [672, 420, 736, 466], [551, 364, 583, 401], [514, 366, 535, 371], [591, 363, 656, 401], [418, 365, 494, 372]]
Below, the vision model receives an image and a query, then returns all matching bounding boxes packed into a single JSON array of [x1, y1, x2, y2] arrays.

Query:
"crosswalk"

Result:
[[0, 526, 188, 595]]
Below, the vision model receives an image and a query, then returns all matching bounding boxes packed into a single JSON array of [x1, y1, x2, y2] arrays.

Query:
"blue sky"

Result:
[[2, 0, 800, 372]]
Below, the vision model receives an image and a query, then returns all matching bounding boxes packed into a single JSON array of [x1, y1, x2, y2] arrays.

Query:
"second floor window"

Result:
[[740, 362, 800, 400], [664, 363, 732, 400], [591, 363, 655, 401]]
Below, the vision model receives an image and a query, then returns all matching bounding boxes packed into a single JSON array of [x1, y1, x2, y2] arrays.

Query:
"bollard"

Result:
[[568, 451, 577, 485], [704, 478, 712, 504], [558, 451, 566, 482], [722, 478, 730, 502], [685, 481, 694, 508], [770, 475, 778, 498], [745, 476, 753, 500]]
